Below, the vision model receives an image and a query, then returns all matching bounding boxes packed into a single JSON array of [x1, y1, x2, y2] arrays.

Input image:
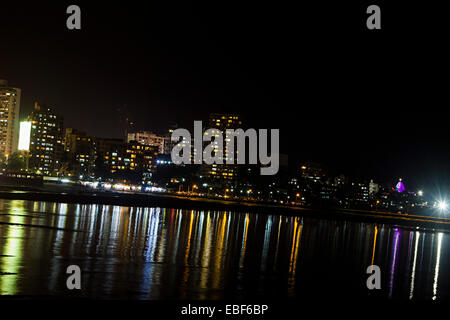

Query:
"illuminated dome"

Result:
[[395, 179, 405, 193]]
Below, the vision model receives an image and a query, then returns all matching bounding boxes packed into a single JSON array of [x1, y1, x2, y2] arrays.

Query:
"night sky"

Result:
[[1, 1, 449, 192]]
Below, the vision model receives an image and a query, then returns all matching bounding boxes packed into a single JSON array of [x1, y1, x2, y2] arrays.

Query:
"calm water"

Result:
[[0, 199, 448, 300]]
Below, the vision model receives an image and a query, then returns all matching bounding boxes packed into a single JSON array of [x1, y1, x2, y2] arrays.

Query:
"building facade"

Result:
[[28, 102, 64, 176], [98, 140, 158, 183], [0, 80, 21, 158], [203, 113, 242, 184], [127, 131, 167, 154], [125, 141, 159, 183], [63, 128, 96, 178]]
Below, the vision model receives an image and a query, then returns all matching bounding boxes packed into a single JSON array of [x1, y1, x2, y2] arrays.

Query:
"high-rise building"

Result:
[[98, 140, 158, 184], [94, 138, 124, 178], [203, 113, 242, 183], [64, 128, 86, 153], [28, 102, 64, 176], [0, 79, 21, 158], [63, 128, 96, 178], [125, 141, 158, 183]]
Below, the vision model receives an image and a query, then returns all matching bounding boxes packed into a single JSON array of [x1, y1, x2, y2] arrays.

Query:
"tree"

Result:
[[6, 152, 26, 172], [94, 153, 113, 180], [0, 154, 6, 169]]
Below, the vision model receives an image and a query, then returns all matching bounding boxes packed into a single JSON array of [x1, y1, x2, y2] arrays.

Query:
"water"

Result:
[[0, 199, 448, 300]]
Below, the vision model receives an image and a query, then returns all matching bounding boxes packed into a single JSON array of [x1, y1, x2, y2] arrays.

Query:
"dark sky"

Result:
[[1, 1, 449, 191]]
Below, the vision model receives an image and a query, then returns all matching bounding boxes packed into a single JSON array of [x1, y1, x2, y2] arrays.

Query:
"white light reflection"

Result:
[[260, 216, 272, 274], [272, 216, 282, 271], [409, 231, 420, 300], [432, 233, 443, 300], [388, 229, 400, 298], [239, 214, 250, 269]]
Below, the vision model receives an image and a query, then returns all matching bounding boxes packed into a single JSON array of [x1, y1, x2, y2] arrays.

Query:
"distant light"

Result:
[[418, 190, 423, 196], [18, 121, 31, 151], [438, 201, 448, 211]]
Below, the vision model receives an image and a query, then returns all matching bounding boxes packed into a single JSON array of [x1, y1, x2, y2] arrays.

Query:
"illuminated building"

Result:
[[63, 128, 96, 178], [124, 141, 158, 183], [27, 102, 64, 176], [395, 178, 405, 193], [99, 140, 158, 183], [64, 128, 86, 153], [0, 80, 21, 158], [127, 131, 166, 154], [94, 138, 124, 176], [203, 113, 242, 183], [352, 182, 369, 202], [338, 181, 370, 206], [299, 162, 326, 182]]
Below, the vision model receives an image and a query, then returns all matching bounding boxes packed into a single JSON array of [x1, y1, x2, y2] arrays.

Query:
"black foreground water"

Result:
[[0, 199, 448, 300]]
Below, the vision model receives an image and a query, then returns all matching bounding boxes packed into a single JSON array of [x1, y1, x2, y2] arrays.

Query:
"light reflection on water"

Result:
[[0, 199, 448, 300]]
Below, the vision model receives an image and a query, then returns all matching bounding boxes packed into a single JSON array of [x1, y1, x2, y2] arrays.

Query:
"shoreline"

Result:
[[1, 187, 450, 232]]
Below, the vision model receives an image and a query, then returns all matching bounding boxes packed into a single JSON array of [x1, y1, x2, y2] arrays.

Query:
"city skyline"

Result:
[[0, 82, 433, 218], [0, 75, 446, 195], [1, 2, 449, 190], [1, 1, 450, 311]]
